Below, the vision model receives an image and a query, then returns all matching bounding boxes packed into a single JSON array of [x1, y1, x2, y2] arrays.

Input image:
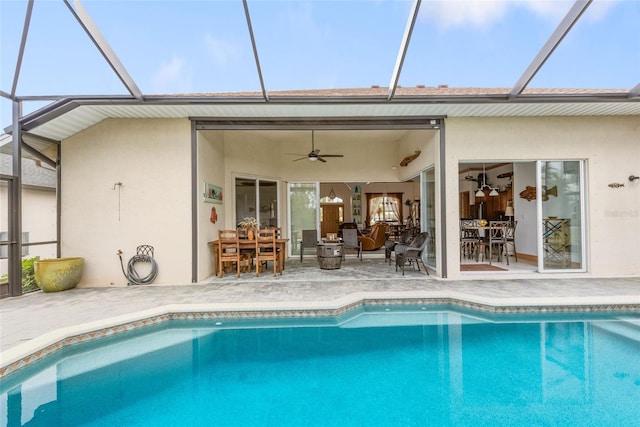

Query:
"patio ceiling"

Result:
[[1, 0, 639, 143]]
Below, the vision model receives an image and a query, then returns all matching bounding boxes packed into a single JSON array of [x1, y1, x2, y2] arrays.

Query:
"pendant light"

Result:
[[475, 163, 499, 197]]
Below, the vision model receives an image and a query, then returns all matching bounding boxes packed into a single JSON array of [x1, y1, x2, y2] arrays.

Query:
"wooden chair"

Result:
[[218, 229, 241, 278], [236, 227, 256, 269], [256, 228, 280, 277]]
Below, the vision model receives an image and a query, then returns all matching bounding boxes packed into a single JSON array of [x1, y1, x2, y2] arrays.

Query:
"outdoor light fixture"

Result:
[[475, 164, 499, 197]]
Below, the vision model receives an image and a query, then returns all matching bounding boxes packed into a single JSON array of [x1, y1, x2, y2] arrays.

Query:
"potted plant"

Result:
[[238, 217, 258, 239]]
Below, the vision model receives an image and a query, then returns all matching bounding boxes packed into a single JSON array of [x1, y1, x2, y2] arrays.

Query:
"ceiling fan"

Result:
[[290, 130, 343, 163]]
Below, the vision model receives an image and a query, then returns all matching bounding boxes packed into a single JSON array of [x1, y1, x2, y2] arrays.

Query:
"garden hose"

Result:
[[117, 245, 158, 285]]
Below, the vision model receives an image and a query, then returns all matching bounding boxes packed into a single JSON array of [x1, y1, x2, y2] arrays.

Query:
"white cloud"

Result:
[[204, 33, 239, 68], [151, 56, 192, 94], [422, 0, 510, 30], [583, 0, 617, 22], [420, 0, 603, 31]]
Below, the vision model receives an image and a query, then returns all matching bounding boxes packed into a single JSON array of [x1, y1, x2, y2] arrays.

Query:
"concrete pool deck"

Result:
[[1, 259, 639, 376]]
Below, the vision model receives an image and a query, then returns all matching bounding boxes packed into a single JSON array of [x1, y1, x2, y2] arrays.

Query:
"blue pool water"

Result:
[[1, 306, 639, 426]]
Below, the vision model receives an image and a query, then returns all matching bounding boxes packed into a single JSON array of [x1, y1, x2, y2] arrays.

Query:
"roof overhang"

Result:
[[5, 90, 639, 142]]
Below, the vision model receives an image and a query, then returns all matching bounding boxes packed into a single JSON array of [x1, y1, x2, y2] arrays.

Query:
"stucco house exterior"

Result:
[[2, 1, 639, 296], [3, 87, 638, 291]]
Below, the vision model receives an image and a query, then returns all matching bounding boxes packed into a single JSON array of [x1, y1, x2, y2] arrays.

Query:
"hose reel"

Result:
[[117, 245, 158, 285]]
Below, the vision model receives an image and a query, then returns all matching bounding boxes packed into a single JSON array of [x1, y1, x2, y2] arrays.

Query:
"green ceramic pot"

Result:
[[34, 257, 85, 293]]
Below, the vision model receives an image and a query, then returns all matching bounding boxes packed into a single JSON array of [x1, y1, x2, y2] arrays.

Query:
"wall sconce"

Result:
[[630, 175, 640, 182]]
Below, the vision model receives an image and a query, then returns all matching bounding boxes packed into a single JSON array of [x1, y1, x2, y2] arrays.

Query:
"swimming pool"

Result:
[[1, 306, 639, 426]]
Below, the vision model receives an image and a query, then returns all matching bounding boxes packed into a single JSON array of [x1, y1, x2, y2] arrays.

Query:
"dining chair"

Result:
[[255, 228, 280, 277], [504, 221, 518, 262], [342, 228, 362, 260], [488, 221, 509, 265], [300, 229, 318, 262], [460, 219, 480, 260], [218, 229, 241, 278]]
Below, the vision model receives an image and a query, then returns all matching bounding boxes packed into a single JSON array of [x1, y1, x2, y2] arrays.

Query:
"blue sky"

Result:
[[1, 0, 639, 128]]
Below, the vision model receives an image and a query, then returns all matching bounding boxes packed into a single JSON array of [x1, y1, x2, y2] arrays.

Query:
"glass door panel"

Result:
[[235, 177, 279, 229], [539, 161, 584, 271], [422, 168, 436, 269], [258, 180, 278, 228], [235, 178, 256, 226], [288, 183, 319, 256]]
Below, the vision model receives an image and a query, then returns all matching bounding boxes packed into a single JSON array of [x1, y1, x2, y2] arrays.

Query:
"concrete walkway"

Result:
[[1, 259, 639, 372]]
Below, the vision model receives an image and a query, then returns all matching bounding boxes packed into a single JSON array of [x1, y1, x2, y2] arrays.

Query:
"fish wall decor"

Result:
[[519, 185, 558, 201]]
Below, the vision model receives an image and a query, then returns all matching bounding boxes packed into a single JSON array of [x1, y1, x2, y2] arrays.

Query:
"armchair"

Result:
[[358, 223, 388, 251], [395, 232, 429, 276]]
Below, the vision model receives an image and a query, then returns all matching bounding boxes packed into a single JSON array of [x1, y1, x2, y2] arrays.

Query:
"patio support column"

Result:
[[191, 120, 198, 283], [439, 121, 447, 278], [8, 100, 23, 296]]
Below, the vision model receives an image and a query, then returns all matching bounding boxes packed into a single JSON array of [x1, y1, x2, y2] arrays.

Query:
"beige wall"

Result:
[[197, 131, 225, 281], [62, 119, 192, 287], [446, 116, 640, 278], [59, 116, 639, 284]]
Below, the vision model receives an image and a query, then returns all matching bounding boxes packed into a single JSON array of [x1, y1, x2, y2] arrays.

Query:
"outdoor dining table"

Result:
[[208, 238, 289, 276]]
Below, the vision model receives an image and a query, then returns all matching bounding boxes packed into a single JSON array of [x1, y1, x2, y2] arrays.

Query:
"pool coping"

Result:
[[2, 290, 640, 379]]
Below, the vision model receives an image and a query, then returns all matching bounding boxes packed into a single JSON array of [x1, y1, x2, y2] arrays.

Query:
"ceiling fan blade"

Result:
[[292, 157, 308, 162], [318, 154, 343, 158], [317, 157, 327, 163]]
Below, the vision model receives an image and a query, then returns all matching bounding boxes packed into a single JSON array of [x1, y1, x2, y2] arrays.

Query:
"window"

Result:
[[319, 196, 343, 204], [366, 193, 402, 225]]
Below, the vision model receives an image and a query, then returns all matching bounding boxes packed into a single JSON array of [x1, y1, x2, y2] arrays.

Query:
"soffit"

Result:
[[24, 101, 640, 142]]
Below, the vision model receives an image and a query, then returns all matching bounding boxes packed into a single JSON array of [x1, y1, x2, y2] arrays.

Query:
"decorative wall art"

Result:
[[203, 182, 223, 203], [518, 185, 558, 202], [400, 150, 421, 167]]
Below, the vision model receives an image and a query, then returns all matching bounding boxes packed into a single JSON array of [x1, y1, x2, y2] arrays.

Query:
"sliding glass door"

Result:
[[538, 160, 585, 272], [288, 182, 319, 257], [422, 168, 436, 269], [235, 177, 279, 229]]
